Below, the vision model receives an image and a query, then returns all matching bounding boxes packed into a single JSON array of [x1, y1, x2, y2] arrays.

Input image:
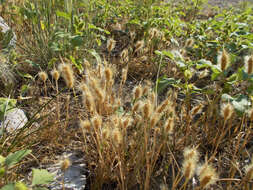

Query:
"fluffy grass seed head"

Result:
[[102, 127, 110, 140], [38, 71, 48, 83], [104, 67, 113, 82], [185, 38, 194, 48], [190, 104, 203, 117], [142, 82, 151, 96], [149, 28, 159, 39], [150, 113, 161, 128], [182, 159, 197, 180], [142, 100, 152, 119], [122, 117, 132, 128], [50, 69, 60, 81], [58, 63, 75, 88], [218, 49, 230, 72], [83, 90, 95, 113], [164, 118, 174, 134], [198, 163, 218, 189], [244, 55, 253, 75], [94, 84, 105, 103], [121, 66, 128, 84], [80, 119, 91, 133], [221, 102, 234, 122], [107, 38, 116, 53], [61, 158, 71, 171], [198, 69, 209, 79], [92, 115, 102, 130], [112, 128, 123, 146], [182, 147, 199, 180], [83, 58, 91, 68], [120, 48, 129, 63], [183, 147, 199, 163], [156, 99, 170, 114], [244, 162, 253, 181], [135, 40, 145, 53], [133, 85, 143, 100], [150, 92, 156, 105], [132, 101, 142, 113]]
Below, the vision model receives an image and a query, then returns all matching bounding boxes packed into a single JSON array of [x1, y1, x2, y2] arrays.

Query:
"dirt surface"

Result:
[[208, 0, 252, 8]]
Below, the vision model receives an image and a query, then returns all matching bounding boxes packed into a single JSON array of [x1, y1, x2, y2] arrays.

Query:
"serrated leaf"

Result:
[[5, 149, 31, 167], [32, 169, 54, 186]]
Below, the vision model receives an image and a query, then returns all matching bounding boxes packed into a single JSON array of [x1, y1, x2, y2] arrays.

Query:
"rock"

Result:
[[0, 16, 17, 92], [0, 16, 16, 50], [0, 108, 28, 133], [47, 152, 87, 190]]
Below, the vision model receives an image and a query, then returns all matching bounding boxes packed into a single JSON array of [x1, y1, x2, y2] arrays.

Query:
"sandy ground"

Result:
[[208, 0, 252, 8]]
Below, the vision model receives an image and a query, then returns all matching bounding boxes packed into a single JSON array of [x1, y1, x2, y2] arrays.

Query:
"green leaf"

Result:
[[70, 55, 83, 73], [5, 149, 32, 167], [0, 183, 15, 190], [20, 85, 29, 96], [196, 59, 213, 69], [56, 10, 71, 20], [33, 188, 49, 190], [32, 169, 54, 186], [25, 59, 40, 69], [88, 24, 110, 34], [70, 35, 83, 47], [157, 77, 180, 94], [154, 50, 163, 56], [161, 50, 174, 59], [47, 58, 58, 69]]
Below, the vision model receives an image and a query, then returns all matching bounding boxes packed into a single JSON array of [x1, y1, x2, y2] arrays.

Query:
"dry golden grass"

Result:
[[1, 1, 253, 189]]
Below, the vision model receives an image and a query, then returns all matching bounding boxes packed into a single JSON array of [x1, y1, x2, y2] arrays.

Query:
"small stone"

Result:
[[0, 108, 28, 133]]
